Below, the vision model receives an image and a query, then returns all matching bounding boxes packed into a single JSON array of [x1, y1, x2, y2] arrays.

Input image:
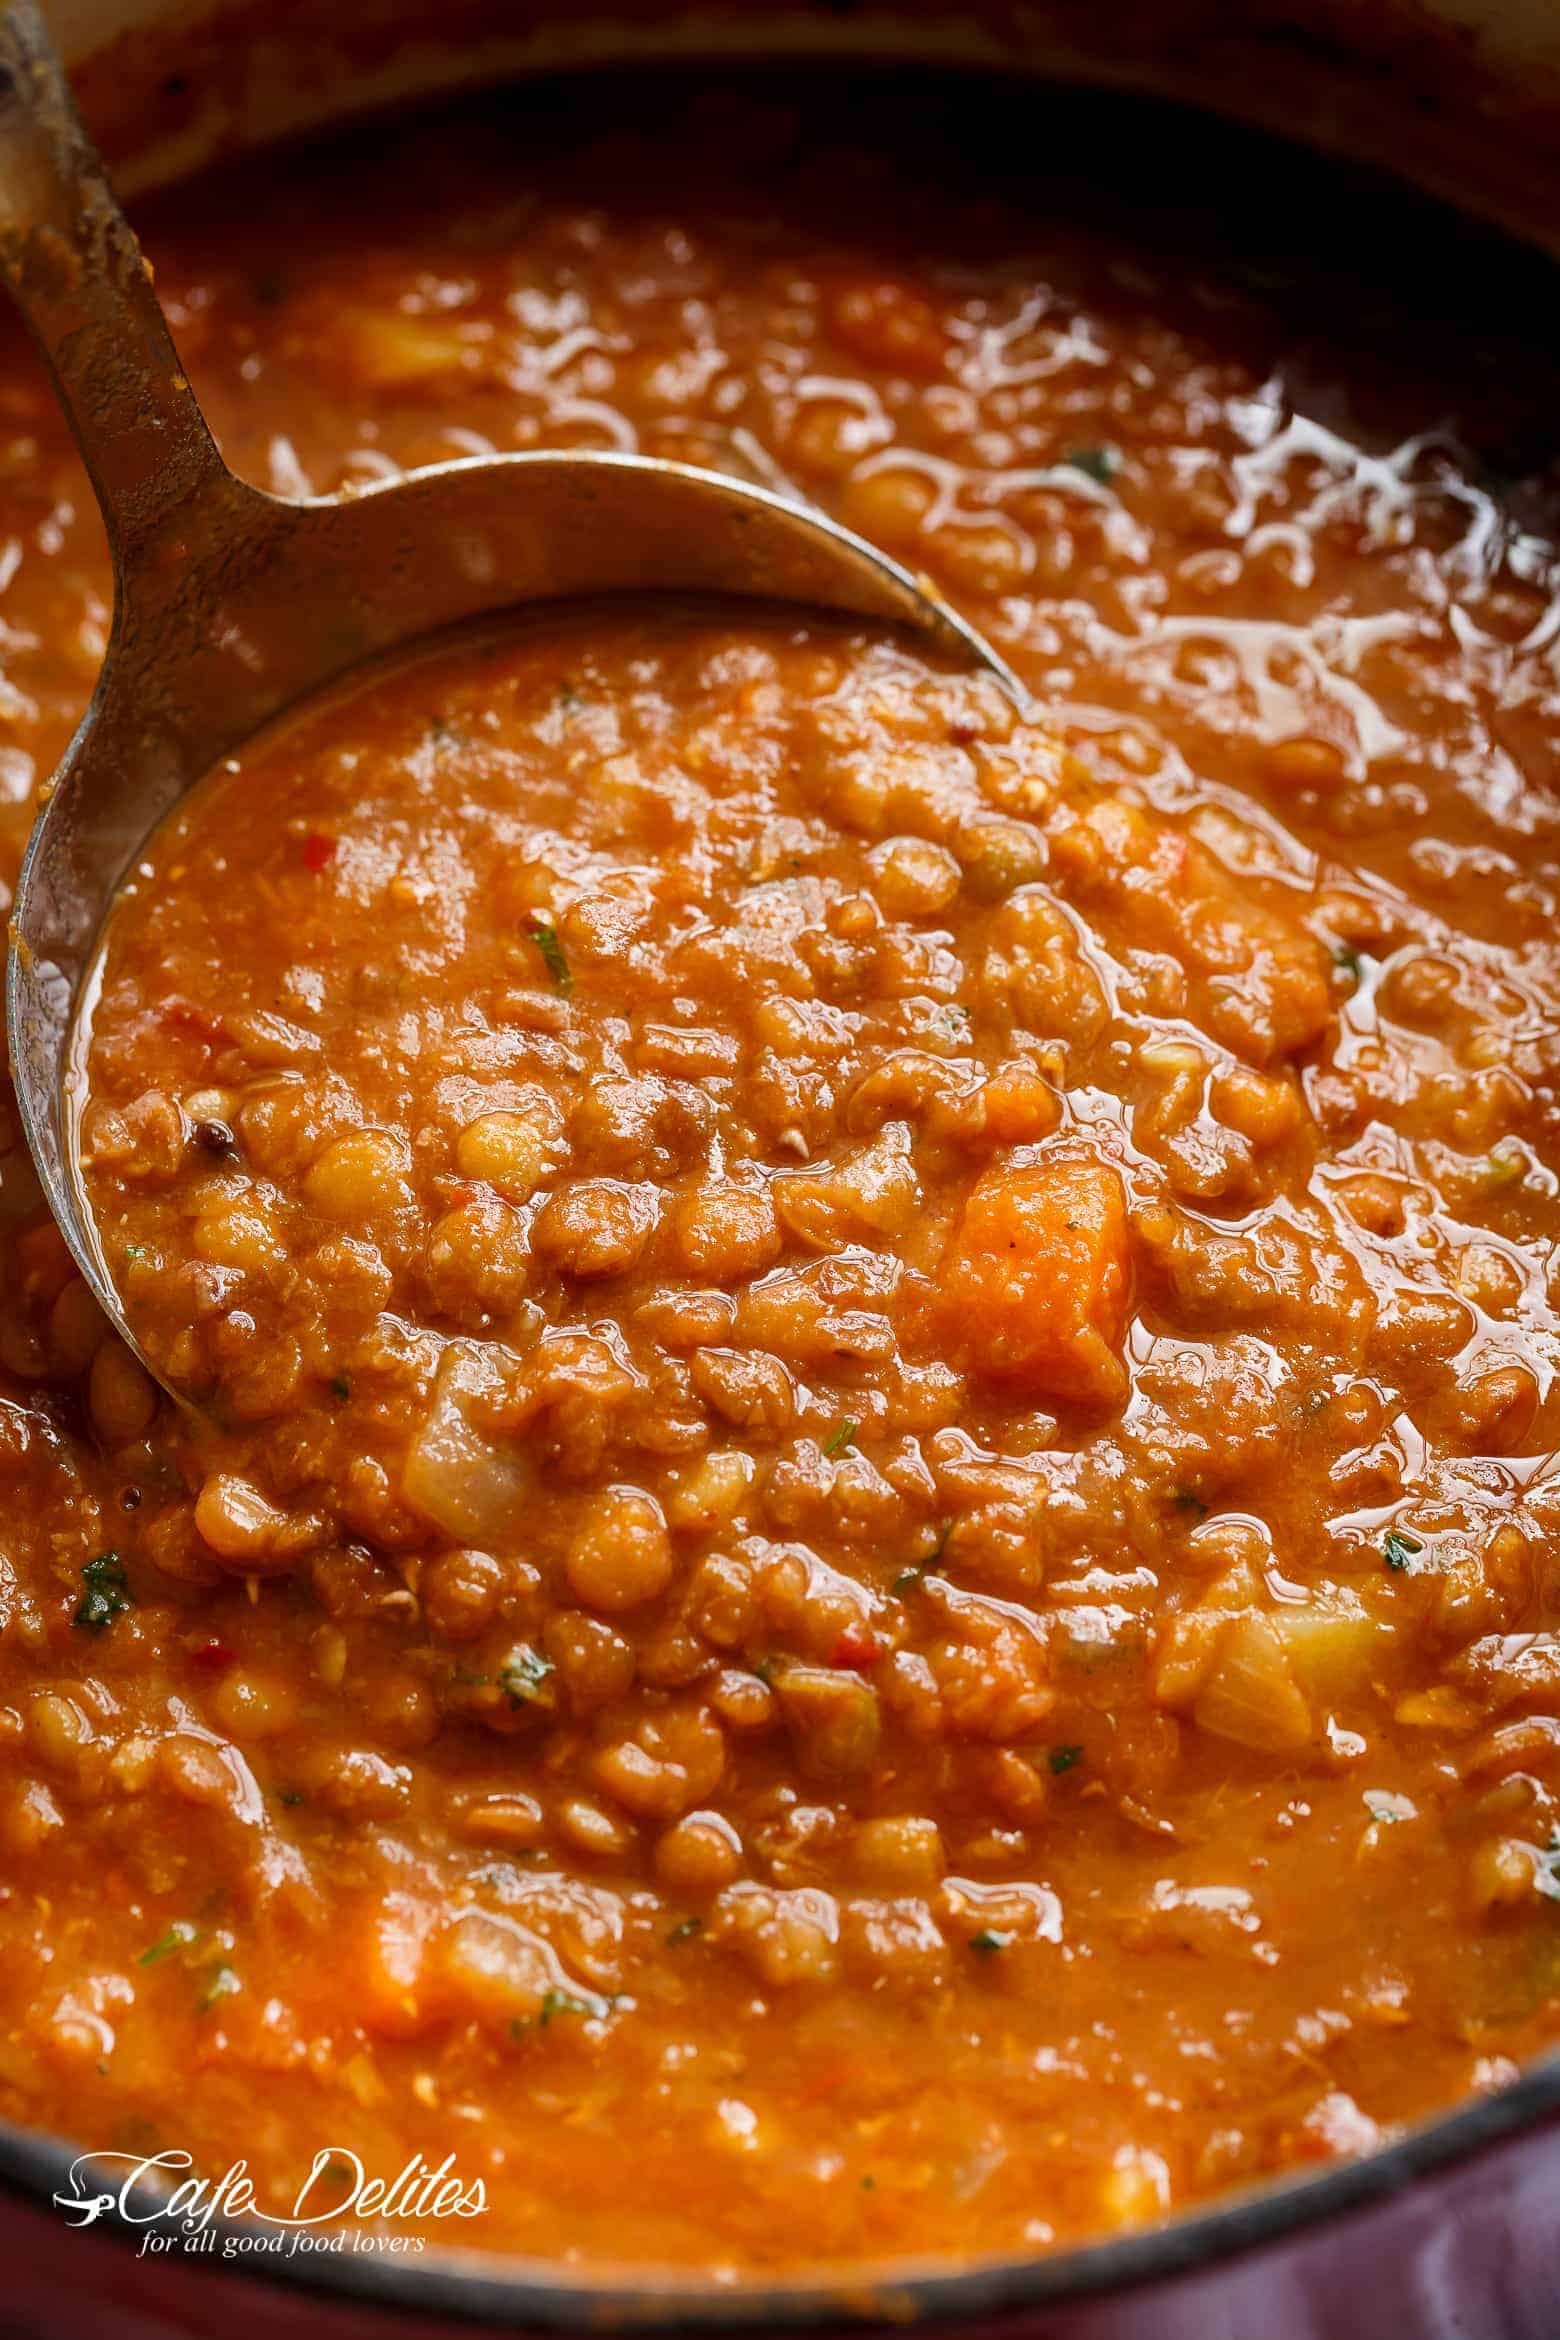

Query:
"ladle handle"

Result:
[[0, 0, 230, 570]]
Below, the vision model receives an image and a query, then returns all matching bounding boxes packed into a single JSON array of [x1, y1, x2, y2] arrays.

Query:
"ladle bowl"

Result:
[[0, 0, 1016, 1388]]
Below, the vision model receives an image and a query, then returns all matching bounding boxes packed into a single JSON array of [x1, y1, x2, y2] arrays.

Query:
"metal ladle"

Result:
[[0, 0, 1016, 1389]]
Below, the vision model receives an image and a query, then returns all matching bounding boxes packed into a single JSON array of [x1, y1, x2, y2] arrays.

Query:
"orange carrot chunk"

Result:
[[939, 1155, 1131, 1407]]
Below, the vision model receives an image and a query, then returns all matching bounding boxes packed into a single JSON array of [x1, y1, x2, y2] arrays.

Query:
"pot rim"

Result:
[[5, 2043, 1560, 2324]]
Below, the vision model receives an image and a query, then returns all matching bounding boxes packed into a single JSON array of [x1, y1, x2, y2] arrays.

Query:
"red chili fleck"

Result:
[[301, 831, 338, 872], [830, 1622, 882, 1671], [190, 1638, 236, 1672]]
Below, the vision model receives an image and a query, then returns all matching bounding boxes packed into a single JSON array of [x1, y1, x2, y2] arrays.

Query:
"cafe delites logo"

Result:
[[53, 2145, 488, 2261]]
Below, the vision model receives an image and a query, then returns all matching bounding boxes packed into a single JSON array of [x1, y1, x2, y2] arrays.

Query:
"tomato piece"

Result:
[[188, 1637, 237, 1672], [830, 1621, 883, 1671]]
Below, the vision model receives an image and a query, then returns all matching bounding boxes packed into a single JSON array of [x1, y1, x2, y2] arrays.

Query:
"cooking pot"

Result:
[[4, 2, 1560, 2333]]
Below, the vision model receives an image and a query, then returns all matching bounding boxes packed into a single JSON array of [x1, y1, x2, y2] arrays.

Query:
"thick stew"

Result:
[[2, 71, 1560, 2272]]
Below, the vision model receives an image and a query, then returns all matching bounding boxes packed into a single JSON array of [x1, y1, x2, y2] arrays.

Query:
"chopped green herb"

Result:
[[538, 1986, 614, 2026], [823, 1417, 859, 1459], [667, 1916, 703, 1945], [328, 1373, 351, 1402], [1332, 940, 1367, 984], [1170, 1486, 1208, 1517], [277, 1789, 305, 1809], [123, 1245, 145, 1263], [1383, 1528, 1424, 1573], [196, 1963, 240, 2013], [555, 682, 583, 714], [525, 916, 572, 993], [893, 1517, 952, 1595], [860, 2174, 876, 2192], [74, 1551, 132, 1635], [139, 1921, 198, 1967], [1049, 1744, 1084, 1776], [970, 1928, 1012, 1955], [752, 1654, 780, 1685], [1064, 444, 1118, 486], [498, 1644, 554, 1709]]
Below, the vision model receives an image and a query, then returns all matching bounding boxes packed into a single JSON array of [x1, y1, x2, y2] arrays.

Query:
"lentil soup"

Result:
[[6, 68, 1560, 2273]]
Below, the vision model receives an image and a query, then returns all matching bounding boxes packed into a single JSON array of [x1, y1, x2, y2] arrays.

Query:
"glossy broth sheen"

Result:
[[7, 72, 1560, 2270]]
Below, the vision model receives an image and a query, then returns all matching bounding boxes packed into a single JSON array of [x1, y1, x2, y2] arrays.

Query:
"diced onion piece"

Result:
[[775, 1666, 882, 1779], [1273, 1596, 1387, 1699], [774, 1122, 920, 1250], [401, 1344, 531, 1544], [1193, 1612, 1313, 1754], [438, 1909, 581, 2028]]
